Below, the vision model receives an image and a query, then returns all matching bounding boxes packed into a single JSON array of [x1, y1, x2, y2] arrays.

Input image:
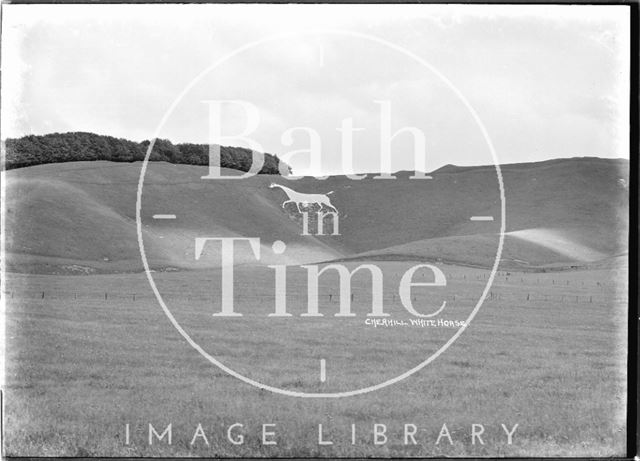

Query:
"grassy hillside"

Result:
[[4, 157, 628, 273]]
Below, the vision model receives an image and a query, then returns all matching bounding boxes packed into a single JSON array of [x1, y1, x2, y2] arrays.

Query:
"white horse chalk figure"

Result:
[[269, 183, 338, 213]]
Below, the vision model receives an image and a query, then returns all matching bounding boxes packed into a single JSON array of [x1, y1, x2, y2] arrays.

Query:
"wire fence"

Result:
[[2, 289, 627, 306]]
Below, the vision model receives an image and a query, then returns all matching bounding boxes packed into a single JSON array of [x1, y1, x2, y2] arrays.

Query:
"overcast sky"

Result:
[[1, 4, 630, 175]]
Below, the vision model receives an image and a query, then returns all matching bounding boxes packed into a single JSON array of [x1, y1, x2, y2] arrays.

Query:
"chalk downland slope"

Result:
[[4, 157, 628, 273], [5, 162, 343, 274], [335, 157, 628, 269]]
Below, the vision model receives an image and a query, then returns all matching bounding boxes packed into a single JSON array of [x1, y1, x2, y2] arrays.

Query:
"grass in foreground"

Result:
[[3, 262, 627, 457]]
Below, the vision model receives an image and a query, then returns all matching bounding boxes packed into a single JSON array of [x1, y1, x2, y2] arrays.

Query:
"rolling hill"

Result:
[[4, 157, 629, 274]]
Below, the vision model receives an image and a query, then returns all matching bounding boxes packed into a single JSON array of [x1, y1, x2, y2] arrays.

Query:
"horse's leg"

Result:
[[324, 200, 338, 213]]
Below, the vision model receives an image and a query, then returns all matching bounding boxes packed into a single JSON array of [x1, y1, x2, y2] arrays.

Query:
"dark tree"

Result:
[[4, 132, 291, 175]]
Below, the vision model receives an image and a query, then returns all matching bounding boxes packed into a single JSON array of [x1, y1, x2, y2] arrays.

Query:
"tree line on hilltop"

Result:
[[3, 132, 291, 175]]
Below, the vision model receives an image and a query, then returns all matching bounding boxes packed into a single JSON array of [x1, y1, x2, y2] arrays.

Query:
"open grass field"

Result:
[[3, 157, 629, 456], [3, 260, 627, 457]]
